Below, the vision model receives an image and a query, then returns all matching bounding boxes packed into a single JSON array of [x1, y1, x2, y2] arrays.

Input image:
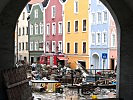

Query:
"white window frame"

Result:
[[30, 42, 33, 51], [67, 21, 71, 33], [74, 42, 78, 54], [74, 20, 78, 32], [103, 11, 108, 23], [46, 41, 50, 52], [82, 19, 87, 32], [74, 1, 78, 14], [91, 13, 96, 24], [52, 22, 56, 35], [111, 33, 116, 47], [58, 22, 63, 35], [82, 41, 87, 53], [91, 32, 95, 45], [97, 12, 102, 24], [58, 41, 62, 53], [102, 31, 107, 45], [30, 24, 33, 35], [40, 22, 43, 34], [52, 41, 56, 52], [34, 9, 38, 18], [35, 23, 38, 35], [96, 32, 101, 45], [46, 23, 50, 35], [35, 41, 38, 51], [51, 6, 56, 18]]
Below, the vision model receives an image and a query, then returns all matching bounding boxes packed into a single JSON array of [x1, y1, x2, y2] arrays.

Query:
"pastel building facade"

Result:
[[29, 3, 44, 64], [44, 0, 64, 54], [109, 16, 117, 70], [90, 0, 110, 70], [17, 5, 30, 63], [64, 0, 90, 69]]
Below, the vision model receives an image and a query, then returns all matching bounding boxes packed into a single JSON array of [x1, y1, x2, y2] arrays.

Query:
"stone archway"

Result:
[[92, 54, 100, 69]]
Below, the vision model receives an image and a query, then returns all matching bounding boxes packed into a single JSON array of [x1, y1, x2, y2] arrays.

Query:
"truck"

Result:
[[39, 53, 67, 67]]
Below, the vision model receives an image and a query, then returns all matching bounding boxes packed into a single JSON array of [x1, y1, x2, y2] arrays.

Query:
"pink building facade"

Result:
[[45, 0, 63, 54], [109, 16, 117, 70]]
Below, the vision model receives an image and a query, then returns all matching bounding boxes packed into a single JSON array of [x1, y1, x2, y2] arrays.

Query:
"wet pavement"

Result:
[[32, 87, 116, 100]]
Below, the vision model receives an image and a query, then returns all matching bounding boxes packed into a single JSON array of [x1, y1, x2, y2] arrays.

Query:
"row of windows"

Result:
[[66, 42, 87, 54], [91, 32, 116, 47], [30, 23, 43, 35], [46, 22, 63, 35], [18, 27, 28, 36], [46, 41, 62, 53], [19, 42, 28, 51], [91, 11, 108, 24], [30, 41, 43, 51], [91, 31, 107, 45], [67, 19, 87, 33]]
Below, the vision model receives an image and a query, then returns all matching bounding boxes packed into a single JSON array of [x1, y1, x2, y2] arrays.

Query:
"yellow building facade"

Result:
[[63, 0, 90, 69]]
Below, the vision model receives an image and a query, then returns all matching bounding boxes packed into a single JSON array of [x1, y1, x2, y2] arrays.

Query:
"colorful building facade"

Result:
[[44, 0, 64, 54], [64, 0, 90, 69], [109, 16, 117, 70], [90, 0, 110, 70], [90, 0, 117, 70], [29, 3, 44, 64]]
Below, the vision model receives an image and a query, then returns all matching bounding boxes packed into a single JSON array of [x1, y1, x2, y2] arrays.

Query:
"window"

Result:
[[40, 23, 43, 34], [96, 32, 101, 45], [92, 13, 96, 24], [22, 27, 25, 35], [52, 23, 56, 35], [82, 20, 86, 32], [91, 32, 95, 44], [74, 42, 78, 53], [67, 22, 70, 33], [74, 1, 78, 13], [19, 27, 21, 36], [22, 42, 24, 51], [97, 12, 102, 24], [46, 41, 50, 52], [35, 23, 38, 34], [103, 11, 107, 23], [51, 6, 56, 18], [67, 43, 70, 53], [26, 27, 28, 35], [58, 41, 62, 53], [19, 43, 21, 51], [46, 24, 50, 35], [30, 42, 33, 51], [83, 42, 86, 53], [75, 21, 78, 32], [39, 42, 43, 50], [26, 42, 28, 50], [30, 24, 33, 35], [34, 9, 38, 18], [111, 34, 116, 47], [35, 42, 38, 51], [52, 41, 56, 52], [22, 12, 25, 20], [102, 31, 107, 44], [58, 22, 62, 34]]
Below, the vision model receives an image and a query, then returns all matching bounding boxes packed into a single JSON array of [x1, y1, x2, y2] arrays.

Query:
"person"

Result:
[[31, 62, 36, 71]]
